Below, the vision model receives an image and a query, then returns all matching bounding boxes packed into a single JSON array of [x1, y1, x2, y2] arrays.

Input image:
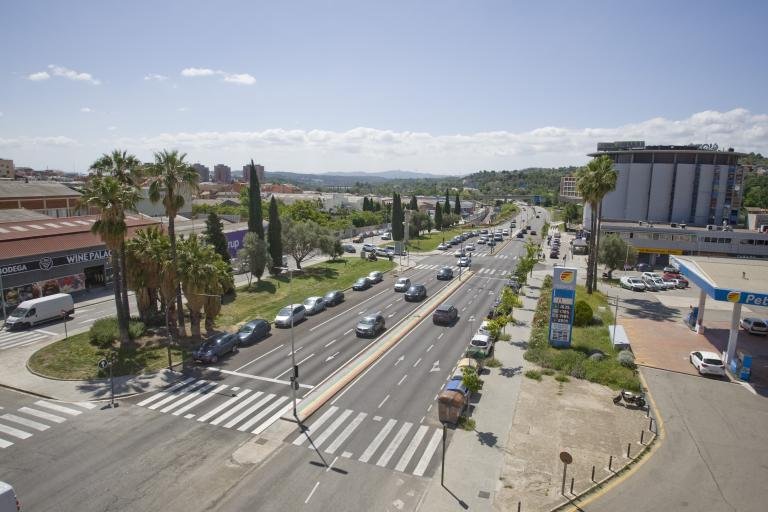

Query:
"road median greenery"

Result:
[[524, 276, 641, 391]]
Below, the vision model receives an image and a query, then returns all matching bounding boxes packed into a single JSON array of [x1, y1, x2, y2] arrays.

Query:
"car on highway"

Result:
[[437, 267, 454, 280], [374, 247, 390, 257], [394, 277, 411, 292], [274, 304, 307, 327], [549, 251, 560, 259], [493, 234, 502, 241], [477, 238, 486, 245], [193, 333, 239, 363], [381, 232, 392, 240], [367, 271, 384, 283], [516, 232, 524, 238], [323, 290, 345, 306], [237, 319, 271, 345], [530, 230, 537, 236], [404, 284, 427, 302], [458, 257, 471, 267], [437, 243, 449, 250], [303, 296, 327, 315], [465, 244, 475, 252], [620, 276, 646, 291], [454, 250, 467, 258], [487, 239, 497, 247], [740, 317, 768, 335], [481, 229, 488, 234], [356, 313, 386, 337], [433, 303, 458, 325], [689, 350, 726, 376], [362, 243, 375, 252], [342, 244, 356, 253], [352, 277, 373, 291]]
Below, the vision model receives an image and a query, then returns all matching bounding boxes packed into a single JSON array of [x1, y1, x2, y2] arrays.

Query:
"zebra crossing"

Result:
[[134, 378, 294, 435], [290, 406, 443, 477], [0, 328, 53, 351], [413, 264, 461, 271], [0, 400, 95, 449]]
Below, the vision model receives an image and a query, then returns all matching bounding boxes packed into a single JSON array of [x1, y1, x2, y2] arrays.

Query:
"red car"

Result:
[[663, 273, 688, 288]]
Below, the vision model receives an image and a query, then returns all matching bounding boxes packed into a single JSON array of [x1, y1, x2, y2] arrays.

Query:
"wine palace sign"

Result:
[[0, 250, 111, 276]]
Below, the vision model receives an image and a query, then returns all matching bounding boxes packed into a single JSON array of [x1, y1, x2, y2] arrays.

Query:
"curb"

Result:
[[294, 271, 476, 422], [0, 382, 56, 400]]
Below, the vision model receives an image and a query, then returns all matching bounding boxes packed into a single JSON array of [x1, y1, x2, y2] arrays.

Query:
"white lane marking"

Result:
[[359, 418, 397, 463], [0, 337, 46, 350], [437, 333, 444, 340], [388, 313, 395, 318], [184, 414, 195, 419], [373, 416, 382, 422], [287, 346, 304, 357], [75, 402, 97, 410], [308, 288, 389, 331], [376, 422, 413, 467], [148, 380, 209, 410], [0, 438, 13, 448], [1, 414, 49, 431], [197, 389, 253, 422], [426, 344, 434, 352], [395, 425, 429, 472], [172, 384, 229, 416], [160, 381, 218, 413], [274, 353, 315, 379], [251, 400, 296, 435], [0, 422, 32, 439], [17, 407, 65, 423], [33, 329, 57, 336], [34, 401, 82, 416], [209, 392, 264, 426], [420, 416, 425, 424], [427, 404, 433, 412], [206, 368, 314, 389], [341, 451, 353, 458], [344, 329, 353, 336], [385, 303, 394, 309], [324, 412, 367, 454], [326, 455, 339, 472], [223, 393, 276, 429], [413, 429, 443, 476], [397, 374, 408, 386], [234, 344, 284, 372], [305, 481, 320, 504], [413, 358, 422, 368], [293, 406, 339, 446], [312, 409, 354, 449], [324, 339, 338, 348], [237, 395, 289, 432], [137, 378, 197, 407], [378, 394, 390, 408]]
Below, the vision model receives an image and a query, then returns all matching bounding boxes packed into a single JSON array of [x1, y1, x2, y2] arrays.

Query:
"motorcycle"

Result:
[[613, 389, 646, 408]]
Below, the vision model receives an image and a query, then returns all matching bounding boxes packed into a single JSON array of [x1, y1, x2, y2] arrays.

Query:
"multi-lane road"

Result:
[[0, 206, 548, 511]]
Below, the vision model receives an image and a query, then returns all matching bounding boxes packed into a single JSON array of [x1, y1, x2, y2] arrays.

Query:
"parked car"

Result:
[[375, 247, 389, 257], [477, 320, 498, 341], [505, 278, 521, 293], [362, 243, 375, 252], [323, 290, 345, 306], [740, 317, 768, 335], [368, 271, 384, 283], [353, 277, 372, 291], [381, 232, 392, 240], [620, 276, 646, 292], [193, 333, 239, 363], [664, 273, 688, 287], [465, 244, 475, 252], [342, 244, 356, 253], [635, 263, 651, 273], [0, 481, 20, 512], [404, 284, 427, 302], [433, 303, 458, 325], [352, 235, 364, 243], [303, 296, 327, 315], [642, 276, 665, 291], [237, 319, 271, 345], [690, 350, 726, 376], [480, 229, 488, 234], [4, 293, 74, 330], [437, 243, 449, 250], [477, 238, 487, 245], [394, 277, 411, 292], [467, 333, 493, 358], [516, 232, 524, 238], [487, 239, 497, 247], [458, 257, 471, 267], [356, 313, 386, 337], [274, 304, 307, 327], [549, 251, 560, 259], [663, 266, 679, 274], [530, 230, 537, 236], [661, 278, 679, 290], [437, 267, 454, 280]]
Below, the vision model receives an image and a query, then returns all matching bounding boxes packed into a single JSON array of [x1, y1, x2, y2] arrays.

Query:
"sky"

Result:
[[1, 0, 767, 175]]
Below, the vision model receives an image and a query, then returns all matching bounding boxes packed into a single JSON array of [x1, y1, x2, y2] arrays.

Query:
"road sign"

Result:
[[559, 451, 573, 464], [98, 358, 109, 370]]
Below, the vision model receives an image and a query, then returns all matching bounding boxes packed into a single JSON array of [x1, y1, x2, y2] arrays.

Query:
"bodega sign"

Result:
[[0, 250, 111, 277], [549, 266, 577, 348]]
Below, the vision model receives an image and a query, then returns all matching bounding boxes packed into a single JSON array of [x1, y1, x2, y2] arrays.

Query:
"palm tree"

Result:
[[576, 155, 617, 294], [146, 150, 200, 337], [124, 226, 170, 324], [80, 174, 140, 347], [90, 150, 143, 320]]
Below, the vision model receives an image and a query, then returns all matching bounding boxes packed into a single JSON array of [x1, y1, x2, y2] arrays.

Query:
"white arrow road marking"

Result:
[[430, 361, 441, 373], [394, 355, 405, 367]]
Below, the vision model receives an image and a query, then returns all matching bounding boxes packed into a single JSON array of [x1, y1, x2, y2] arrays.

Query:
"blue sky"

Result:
[[1, 0, 766, 174]]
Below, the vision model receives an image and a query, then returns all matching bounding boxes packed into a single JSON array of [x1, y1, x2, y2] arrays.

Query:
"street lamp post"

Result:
[[279, 266, 299, 420]]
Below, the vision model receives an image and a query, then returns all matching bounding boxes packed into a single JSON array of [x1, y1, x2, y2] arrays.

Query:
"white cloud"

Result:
[[181, 67, 255, 85], [107, 126, 117, 131], [0, 136, 79, 149], [0, 112, 3, 117], [177, 107, 189, 112], [27, 71, 51, 81], [144, 73, 168, 81], [80, 107, 93, 113]]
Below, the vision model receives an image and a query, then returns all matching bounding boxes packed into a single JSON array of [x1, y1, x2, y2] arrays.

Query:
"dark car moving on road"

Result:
[[193, 333, 239, 363], [323, 290, 345, 306], [353, 277, 373, 291], [404, 284, 427, 302], [356, 313, 386, 337], [436, 267, 454, 280], [433, 303, 458, 325]]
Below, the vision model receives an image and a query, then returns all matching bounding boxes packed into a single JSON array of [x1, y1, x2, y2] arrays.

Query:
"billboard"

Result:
[[548, 267, 577, 348], [225, 229, 248, 258]]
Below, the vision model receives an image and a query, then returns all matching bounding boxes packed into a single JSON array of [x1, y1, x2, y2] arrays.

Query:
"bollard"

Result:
[[649, 416, 654, 433], [517, 502, 521, 512], [591, 465, 595, 482], [627, 443, 631, 458], [640, 430, 645, 445], [570, 477, 574, 494], [608, 455, 613, 471]]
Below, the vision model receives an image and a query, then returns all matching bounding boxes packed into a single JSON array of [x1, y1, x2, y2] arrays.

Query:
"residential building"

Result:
[[242, 163, 265, 183], [213, 164, 232, 183], [261, 183, 302, 194], [559, 175, 579, 202], [192, 163, 210, 183], [0, 159, 15, 179], [588, 141, 747, 227]]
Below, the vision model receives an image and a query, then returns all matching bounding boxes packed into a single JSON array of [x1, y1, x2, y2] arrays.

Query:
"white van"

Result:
[[4, 293, 74, 330], [0, 481, 20, 511]]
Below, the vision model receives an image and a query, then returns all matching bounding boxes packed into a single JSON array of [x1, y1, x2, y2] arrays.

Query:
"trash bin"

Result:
[[438, 379, 469, 425]]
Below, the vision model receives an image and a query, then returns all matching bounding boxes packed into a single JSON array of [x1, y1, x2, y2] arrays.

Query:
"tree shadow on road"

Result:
[[620, 298, 681, 322], [475, 429, 498, 447], [500, 366, 522, 378]]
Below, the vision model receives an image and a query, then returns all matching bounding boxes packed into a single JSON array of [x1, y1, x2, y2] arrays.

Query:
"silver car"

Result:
[[303, 296, 326, 315], [274, 304, 307, 327], [394, 277, 411, 292], [368, 271, 384, 284]]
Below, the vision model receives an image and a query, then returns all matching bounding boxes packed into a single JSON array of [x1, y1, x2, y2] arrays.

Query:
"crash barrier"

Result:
[[294, 270, 475, 422]]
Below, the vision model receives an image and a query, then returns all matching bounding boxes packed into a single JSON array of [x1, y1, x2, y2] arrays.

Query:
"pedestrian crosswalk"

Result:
[[0, 329, 53, 351], [134, 378, 294, 436], [0, 400, 95, 449], [413, 264, 461, 271], [290, 406, 443, 477], [412, 263, 512, 276]]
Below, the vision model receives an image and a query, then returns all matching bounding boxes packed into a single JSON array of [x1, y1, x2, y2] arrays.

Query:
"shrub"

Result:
[[89, 317, 146, 348], [462, 367, 483, 394], [617, 350, 636, 369], [555, 374, 570, 383], [542, 368, 555, 376], [457, 416, 476, 431], [485, 358, 502, 368], [574, 300, 593, 327], [525, 370, 542, 381]]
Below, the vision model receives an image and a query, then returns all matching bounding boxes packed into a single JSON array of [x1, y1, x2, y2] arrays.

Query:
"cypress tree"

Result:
[[392, 192, 402, 241], [248, 160, 265, 239], [205, 212, 231, 262], [454, 192, 461, 215], [409, 195, 418, 210], [444, 189, 451, 216], [268, 196, 282, 271], [434, 203, 443, 231]]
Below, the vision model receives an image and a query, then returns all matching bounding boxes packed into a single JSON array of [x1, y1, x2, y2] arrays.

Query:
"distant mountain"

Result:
[[263, 170, 455, 187], [320, 170, 455, 179]]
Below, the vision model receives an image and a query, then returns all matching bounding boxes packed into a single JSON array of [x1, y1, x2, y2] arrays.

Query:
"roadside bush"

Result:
[[617, 350, 636, 369], [574, 300, 593, 327], [462, 367, 484, 394], [89, 317, 147, 348], [457, 416, 476, 431], [542, 368, 555, 376], [555, 374, 570, 383], [485, 358, 502, 368], [525, 370, 542, 381]]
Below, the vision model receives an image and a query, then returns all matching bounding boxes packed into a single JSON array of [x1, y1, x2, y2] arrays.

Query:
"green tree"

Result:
[[239, 232, 269, 286], [124, 226, 167, 325], [146, 149, 200, 335], [247, 160, 265, 239], [444, 189, 451, 216], [454, 192, 461, 215], [391, 192, 403, 241], [576, 155, 617, 294], [80, 174, 140, 347], [267, 196, 283, 273], [598, 234, 636, 277], [283, 218, 320, 269], [363, 197, 369, 211], [204, 212, 230, 263], [319, 235, 343, 260], [563, 203, 581, 228], [434, 203, 443, 232], [409, 195, 418, 210], [461, 367, 483, 394]]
